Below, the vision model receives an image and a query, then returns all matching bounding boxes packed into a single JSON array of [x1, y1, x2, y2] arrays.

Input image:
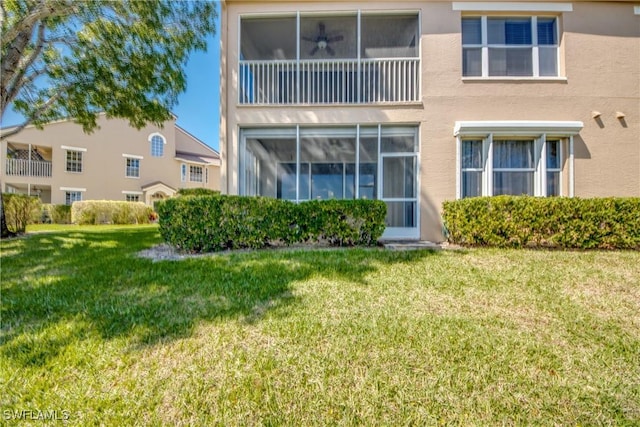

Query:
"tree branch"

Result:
[[0, 91, 61, 140], [2, 22, 48, 113]]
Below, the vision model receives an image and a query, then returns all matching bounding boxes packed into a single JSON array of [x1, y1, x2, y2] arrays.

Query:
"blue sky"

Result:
[[1, 9, 222, 152]]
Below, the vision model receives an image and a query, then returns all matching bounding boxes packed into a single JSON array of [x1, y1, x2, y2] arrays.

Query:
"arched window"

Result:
[[149, 133, 165, 157]]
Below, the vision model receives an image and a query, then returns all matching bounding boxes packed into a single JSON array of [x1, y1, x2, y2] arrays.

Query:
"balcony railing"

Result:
[[239, 58, 420, 105], [5, 158, 52, 177]]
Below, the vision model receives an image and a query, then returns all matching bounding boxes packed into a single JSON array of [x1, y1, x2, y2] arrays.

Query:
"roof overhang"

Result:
[[454, 120, 584, 137], [174, 153, 221, 166]]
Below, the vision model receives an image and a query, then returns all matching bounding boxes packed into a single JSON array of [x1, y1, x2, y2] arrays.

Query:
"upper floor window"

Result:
[[65, 150, 83, 173], [125, 157, 140, 178], [462, 16, 558, 77], [149, 133, 165, 157]]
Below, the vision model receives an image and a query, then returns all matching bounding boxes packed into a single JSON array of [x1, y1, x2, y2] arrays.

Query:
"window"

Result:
[[181, 164, 187, 182], [459, 137, 562, 197], [546, 140, 561, 196], [125, 158, 140, 178], [149, 133, 165, 157], [125, 194, 140, 202], [461, 140, 483, 198], [462, 16, 558, 77], [65, 191, 82, 205], [66, 150, 83, 172], [190, 165, 203, 182]]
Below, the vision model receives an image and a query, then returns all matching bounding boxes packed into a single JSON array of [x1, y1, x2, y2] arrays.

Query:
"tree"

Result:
[[0, 0, 217, 238]]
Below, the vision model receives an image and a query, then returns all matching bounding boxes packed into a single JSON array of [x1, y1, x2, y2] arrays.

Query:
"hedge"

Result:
[[1, 193, 41, 233], [71, 200, 153, 225], [176, 188, 220, 197], [157, 195, 387, 253], [41, 204, 72, 224], [442, 196, 640, 249]]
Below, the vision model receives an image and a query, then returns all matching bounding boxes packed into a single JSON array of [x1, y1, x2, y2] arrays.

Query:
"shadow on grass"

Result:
[[1, 227, 441, 367]]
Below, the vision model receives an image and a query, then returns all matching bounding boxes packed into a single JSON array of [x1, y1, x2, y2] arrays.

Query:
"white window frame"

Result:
[[65, 149, 84, 173], [148, 132, 166, 157], [60, 187, 85, 205], [181, 164, 187, 182], [461, 14, 562, 79], [454, 121, 582, 198], [189, 165, 204, 183], [124, 155, 142, 178]]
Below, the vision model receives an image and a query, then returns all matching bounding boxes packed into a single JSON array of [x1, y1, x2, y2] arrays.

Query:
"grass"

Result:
[[1, 224, 639, 425]]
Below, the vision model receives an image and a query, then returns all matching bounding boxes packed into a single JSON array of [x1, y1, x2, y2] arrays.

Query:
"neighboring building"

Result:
[[220, 0, 640, 241], [1, 113, 220, 206]]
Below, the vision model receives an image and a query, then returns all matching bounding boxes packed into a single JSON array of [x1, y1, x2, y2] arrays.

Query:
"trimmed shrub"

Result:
[[157, 195, 387, 253], [51, 204, 72, 224], [71, 200, 153, 225], [2, 193, 41, 233], [442, 196, 640, 249], [40, 204, 72, 224], [176, 188, 220, 197]]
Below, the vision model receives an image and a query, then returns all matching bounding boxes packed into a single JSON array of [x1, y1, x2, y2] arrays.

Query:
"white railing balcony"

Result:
[[5, 158, 52, 177], [239, 58, 420, 105]]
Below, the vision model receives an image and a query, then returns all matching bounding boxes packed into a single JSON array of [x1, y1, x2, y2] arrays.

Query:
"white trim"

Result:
[[61, 145, 87, 152], [122, 153, 144, 160], [453, 2, 573, 12], [147, 132, 166, 144], [635, 6, 640, 15], [569, 135, 575, 197], [122, 190, 143, 195], [454, 121, 583, 136], [462, 77, 568, 82], [60, 187, 86, 192]]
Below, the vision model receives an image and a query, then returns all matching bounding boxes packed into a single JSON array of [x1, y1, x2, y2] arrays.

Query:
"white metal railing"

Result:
[[5, 158, 52, 177], [239, 58, 420, 105]]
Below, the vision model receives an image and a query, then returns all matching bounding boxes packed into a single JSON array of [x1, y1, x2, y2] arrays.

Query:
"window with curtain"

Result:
[[462, 16, 558, 77], [493, 140, 534, 195], [461, 140, 483, 198], [460, 137, 563, 198]]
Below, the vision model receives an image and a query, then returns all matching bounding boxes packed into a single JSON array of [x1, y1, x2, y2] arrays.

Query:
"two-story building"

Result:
[[1, 113, 220, 206], [220, 0, 639, 241]]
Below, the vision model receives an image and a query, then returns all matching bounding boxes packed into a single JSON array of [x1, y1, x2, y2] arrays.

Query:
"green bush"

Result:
[[2, 193, 41, 233], [157, 195, 387, 253], [71, 200, 153, 225], [442, 196, 640, 249], [176, 188, 220, 197], [40, 204, 72, 224]]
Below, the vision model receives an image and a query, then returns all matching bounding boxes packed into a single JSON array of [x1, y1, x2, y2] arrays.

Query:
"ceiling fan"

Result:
[[302, 22, 343, 56]]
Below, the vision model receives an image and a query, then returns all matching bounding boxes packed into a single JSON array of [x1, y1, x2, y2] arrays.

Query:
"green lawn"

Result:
[[1, 225, 639, 425]]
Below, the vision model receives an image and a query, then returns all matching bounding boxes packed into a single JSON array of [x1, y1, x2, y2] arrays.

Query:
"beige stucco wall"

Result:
[[1, 114, 220, 205], [221, 0, 639, 241]]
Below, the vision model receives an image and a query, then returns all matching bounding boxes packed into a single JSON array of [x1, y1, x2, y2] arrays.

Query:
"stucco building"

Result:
[[1, 114, 220, 206], [219, 0, 640, 241]]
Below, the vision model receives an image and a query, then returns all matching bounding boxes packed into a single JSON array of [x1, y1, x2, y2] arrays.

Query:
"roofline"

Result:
[[175, 125, 220, 155], [0, 111, 178, 133]]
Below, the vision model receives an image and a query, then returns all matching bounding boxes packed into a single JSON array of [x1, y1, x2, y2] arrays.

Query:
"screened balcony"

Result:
[[239, 13, 420, 105], [5, 143, 52, 177]]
